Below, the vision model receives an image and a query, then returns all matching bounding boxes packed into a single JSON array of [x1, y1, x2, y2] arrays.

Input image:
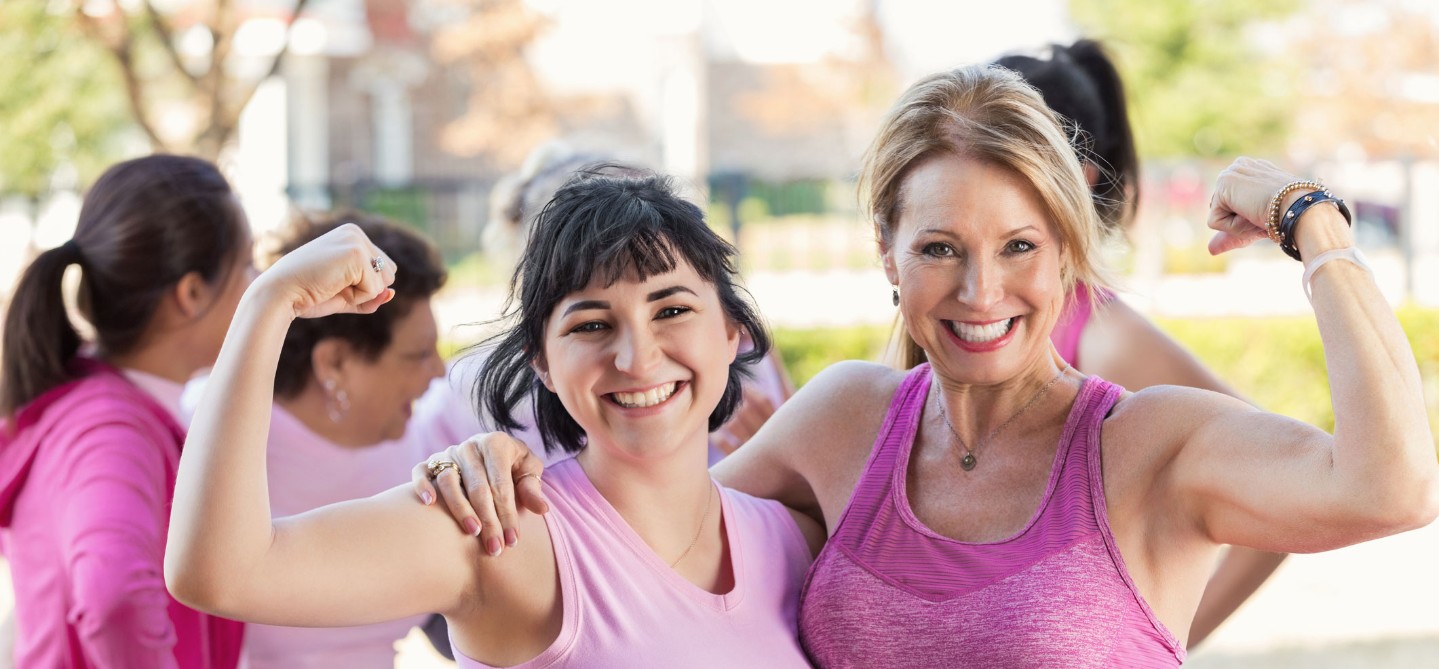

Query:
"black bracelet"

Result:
[[1277, 190, 1352, 261]]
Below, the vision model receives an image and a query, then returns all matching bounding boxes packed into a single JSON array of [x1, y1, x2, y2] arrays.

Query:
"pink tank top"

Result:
[[453, 457, 813, 668], [1050, 281, 1108, 367], [798, 364, 1185, 667]]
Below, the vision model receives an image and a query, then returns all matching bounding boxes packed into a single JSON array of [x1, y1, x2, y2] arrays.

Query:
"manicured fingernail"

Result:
[[463, 518, 479, 536], [504, 528, 517, 547], [421, 491, 433, 505], [486, 537, 502, 556]]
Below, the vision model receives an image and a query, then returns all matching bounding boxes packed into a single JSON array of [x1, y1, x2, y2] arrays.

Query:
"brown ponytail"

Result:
[[1, 155, 243, 418]]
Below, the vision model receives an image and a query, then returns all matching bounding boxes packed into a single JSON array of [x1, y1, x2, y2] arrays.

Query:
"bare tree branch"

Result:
[[74, 5, 169, 152], [141, 0, 203, 91]]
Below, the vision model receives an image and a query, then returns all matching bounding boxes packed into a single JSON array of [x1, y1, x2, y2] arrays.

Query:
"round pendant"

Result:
[[960, 453, 977, 471]]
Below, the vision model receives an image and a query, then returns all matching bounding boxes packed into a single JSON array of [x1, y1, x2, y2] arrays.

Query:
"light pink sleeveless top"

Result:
[[798, 364, 1185, 667], [454, 457, 814, 668]]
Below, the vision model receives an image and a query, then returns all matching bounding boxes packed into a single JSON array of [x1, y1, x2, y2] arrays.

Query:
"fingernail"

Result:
[[421, 491, 433, 505], [463, 518, 479, 536], [486, 537, 502, 556], [505, 528, 517, 547]]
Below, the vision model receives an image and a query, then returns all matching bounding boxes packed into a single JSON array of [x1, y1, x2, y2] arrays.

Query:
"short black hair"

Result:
[[272, 211, 447, 398], [473, 166, 770, 455]]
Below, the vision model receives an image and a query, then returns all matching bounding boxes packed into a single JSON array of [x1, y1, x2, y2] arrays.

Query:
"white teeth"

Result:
[[612, 382, 678, 408], [949, 318, 1015, 343]]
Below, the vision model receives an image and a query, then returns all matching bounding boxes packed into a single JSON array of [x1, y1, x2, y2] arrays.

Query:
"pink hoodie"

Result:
[[0, 360, 243, 668]]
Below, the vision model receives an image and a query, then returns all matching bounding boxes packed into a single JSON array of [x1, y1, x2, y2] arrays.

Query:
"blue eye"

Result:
[[657, 306, 692, 319]]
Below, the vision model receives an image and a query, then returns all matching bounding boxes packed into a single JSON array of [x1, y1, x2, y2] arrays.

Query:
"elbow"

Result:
[[1353, 465, 1439, 537], [163, 552, 236, 616], [1409, 470, 1439, 530]]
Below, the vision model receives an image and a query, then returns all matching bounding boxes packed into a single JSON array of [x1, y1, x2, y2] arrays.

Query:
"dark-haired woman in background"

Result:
[[164, 169, 825, 667], [0, 155, 250, 668], [992, 40, 1286, 645], [236, 212, 453, 669]]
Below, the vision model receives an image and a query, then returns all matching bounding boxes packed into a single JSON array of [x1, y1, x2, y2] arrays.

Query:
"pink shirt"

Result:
[[0, 361, 244, 669], [798, 364, 1184, 667], [1050, 282, 1111, 367], [454, 458, 813, 668]]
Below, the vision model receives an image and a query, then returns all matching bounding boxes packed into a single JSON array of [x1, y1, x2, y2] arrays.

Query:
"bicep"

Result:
[[1080, 301, 1244, 400], [1168, 396, 1352, 552], [217, 486, 482, 626]]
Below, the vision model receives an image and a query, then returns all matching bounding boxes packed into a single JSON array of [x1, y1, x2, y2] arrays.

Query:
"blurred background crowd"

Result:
[[1, 0, 1437, 667]]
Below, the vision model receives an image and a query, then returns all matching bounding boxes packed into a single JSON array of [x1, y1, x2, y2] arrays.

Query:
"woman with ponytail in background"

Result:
[[0, 155, 252, 668]]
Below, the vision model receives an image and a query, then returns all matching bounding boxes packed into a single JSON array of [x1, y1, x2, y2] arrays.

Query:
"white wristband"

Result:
[[1302, 246, 1372, 302]]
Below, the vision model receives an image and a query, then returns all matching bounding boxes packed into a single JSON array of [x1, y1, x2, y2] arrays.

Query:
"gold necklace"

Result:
[[933, 365, 1070, 471], [669, 484, 714, 567]]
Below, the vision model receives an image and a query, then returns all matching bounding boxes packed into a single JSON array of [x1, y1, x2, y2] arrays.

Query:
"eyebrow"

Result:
[[560, 285, 699, 316], [917, 224, 1041, 237]]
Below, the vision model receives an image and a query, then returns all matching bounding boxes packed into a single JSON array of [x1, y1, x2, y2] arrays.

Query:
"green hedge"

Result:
[[774, 308, 1439, 449]]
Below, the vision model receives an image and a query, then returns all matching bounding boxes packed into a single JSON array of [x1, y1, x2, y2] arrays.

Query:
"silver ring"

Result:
[[370, 255, 387, 273]]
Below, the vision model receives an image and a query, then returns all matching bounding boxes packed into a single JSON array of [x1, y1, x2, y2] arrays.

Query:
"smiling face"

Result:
[[537, 259, 740, 461], [883, 152, 1067, 386]]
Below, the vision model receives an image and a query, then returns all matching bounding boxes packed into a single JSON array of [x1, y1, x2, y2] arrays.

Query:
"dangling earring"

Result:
[[323, 379, 351, 423], [892, 286, 900, 307]]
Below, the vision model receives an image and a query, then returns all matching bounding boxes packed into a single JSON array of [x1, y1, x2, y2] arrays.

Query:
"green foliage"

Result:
[[1070, 0, 1300, 158], [1158, 308, 1439, 442], [0, 3, 133, 196], [773, 325, 891, 386]]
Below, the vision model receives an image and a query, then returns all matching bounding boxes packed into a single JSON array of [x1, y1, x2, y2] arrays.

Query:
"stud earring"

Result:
[[892, 286, 900, 307]]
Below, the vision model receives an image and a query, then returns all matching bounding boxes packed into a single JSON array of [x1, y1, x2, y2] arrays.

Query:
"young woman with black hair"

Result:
[[0, 154, 251, 668], [164, 169, 824, 668]]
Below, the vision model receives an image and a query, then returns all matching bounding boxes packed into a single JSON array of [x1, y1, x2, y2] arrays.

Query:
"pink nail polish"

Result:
[[486, 537, 502, 556], [505, 528, 518, 547], [421, 491, 433, 505], [463, 518, 479, 536]]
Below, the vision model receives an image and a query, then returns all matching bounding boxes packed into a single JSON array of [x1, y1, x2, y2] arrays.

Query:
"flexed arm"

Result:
[[165, 225, 478, 626], [1171, 159, 1438, 553]]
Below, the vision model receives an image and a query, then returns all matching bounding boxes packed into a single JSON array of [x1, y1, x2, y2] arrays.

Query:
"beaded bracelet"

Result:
[[1277, 191, 1352, 261], [1267, 180, 1325, 244]]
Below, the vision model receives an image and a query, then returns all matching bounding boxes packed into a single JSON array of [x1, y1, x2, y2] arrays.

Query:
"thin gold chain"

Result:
[[933, 365, 1070, 470], [669, 484, 715, 568]]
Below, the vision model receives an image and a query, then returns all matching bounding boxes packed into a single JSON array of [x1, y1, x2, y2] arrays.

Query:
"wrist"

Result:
[[240, 275, 302, 322], [1293, 206, 1355, 260]]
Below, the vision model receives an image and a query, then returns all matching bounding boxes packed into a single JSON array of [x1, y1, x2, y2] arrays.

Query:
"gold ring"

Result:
[[427, 459, 459, 479], [517, 472, 542, 486]]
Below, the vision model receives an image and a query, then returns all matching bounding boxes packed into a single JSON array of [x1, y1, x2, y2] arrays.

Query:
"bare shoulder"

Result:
[[778, 360, 906, 454], [714, 360, 906, 523], [790, 360, 906, 417], [1101, 383, 1257, 472]]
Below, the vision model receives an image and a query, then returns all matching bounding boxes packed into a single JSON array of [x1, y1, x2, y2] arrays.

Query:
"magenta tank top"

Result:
[[1050, 281, 1109, 367], [453, 457, 813, 668], [798, 364, 1184, 667]]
